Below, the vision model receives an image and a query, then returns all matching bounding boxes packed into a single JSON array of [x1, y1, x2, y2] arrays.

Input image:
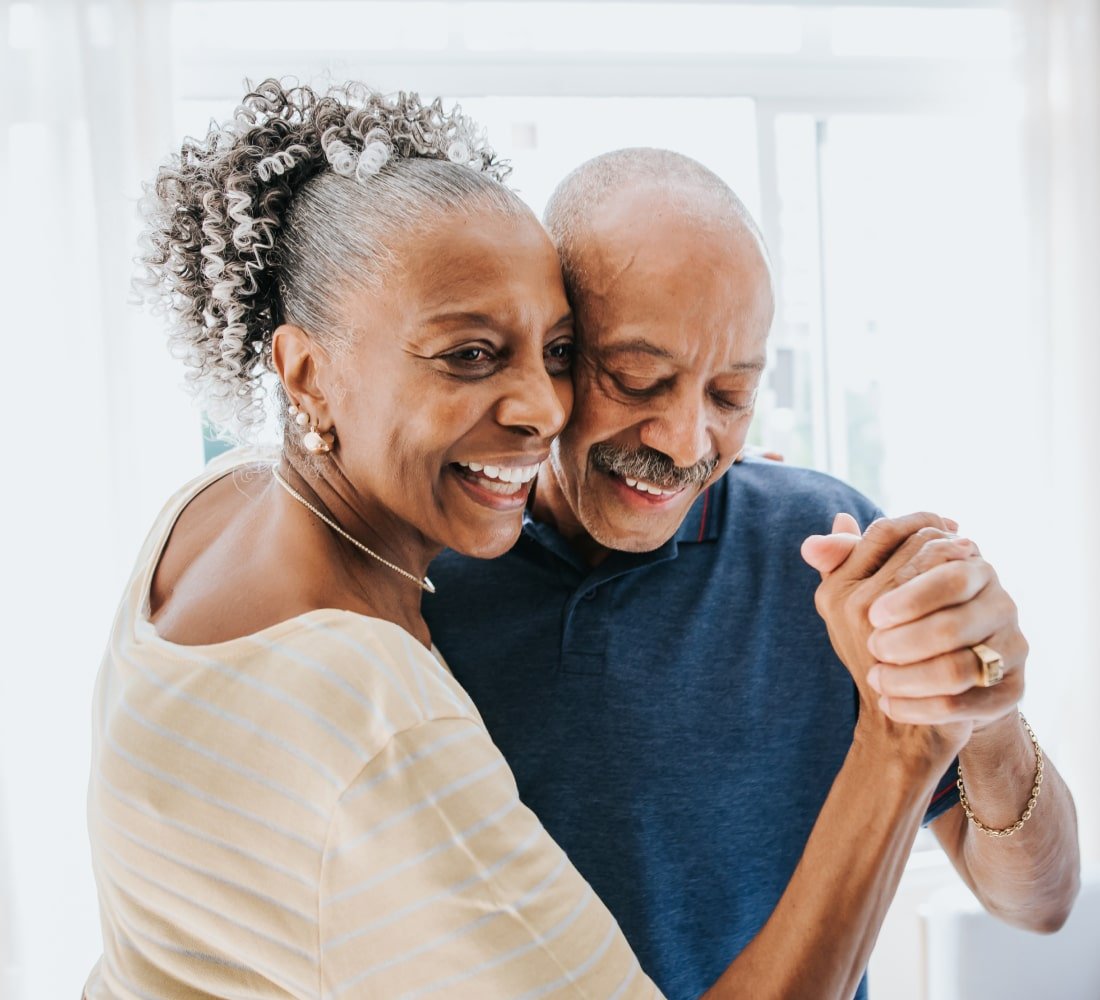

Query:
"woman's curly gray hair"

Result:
[[138, 78, 522, 436]]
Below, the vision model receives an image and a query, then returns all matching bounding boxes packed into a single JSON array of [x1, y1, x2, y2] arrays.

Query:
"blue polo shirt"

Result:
[[425, 459, 958, 1000]]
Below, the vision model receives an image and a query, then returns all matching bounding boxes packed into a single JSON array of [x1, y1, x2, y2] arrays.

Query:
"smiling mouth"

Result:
[[451, 460, 541, 498], [603, 468, 687, 502]]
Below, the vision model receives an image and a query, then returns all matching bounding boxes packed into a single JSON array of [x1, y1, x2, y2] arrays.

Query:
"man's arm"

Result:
[[828, 526, 1081, 932], [930, 714, 1079, 932]]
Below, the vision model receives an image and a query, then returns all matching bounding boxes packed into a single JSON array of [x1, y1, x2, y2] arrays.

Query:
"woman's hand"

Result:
[[802, 513, 973, 768]]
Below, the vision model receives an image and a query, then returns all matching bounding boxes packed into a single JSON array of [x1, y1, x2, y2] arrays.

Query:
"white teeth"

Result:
[[477, 479, 523, 496], [621, 475, 674, 496], [455, 461, 541, 485]]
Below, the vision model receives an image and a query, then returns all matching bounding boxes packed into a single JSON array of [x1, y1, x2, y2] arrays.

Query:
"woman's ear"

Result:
[[272, 324, 333, 429]]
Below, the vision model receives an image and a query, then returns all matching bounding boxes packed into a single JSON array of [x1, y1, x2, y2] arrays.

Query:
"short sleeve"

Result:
[[318, 717, 660, 999]]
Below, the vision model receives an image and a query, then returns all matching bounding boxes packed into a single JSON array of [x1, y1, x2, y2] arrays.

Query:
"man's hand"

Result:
[[865, 533, 1026, 733], [802, 512, 973, 763], [802, 510, 1080, 939], [803, 514, 1025, 735]]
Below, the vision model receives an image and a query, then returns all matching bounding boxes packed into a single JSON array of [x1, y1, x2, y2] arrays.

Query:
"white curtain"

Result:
[[0, 3, 201, 997], [1018, 0, 1100, 867]]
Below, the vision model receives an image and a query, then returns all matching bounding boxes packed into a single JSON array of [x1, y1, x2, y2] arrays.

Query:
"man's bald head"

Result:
[[532, 147, 775, 561], [543, 147, 769, 302]]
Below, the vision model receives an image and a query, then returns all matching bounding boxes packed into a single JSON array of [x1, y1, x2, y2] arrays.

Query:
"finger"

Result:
[[892, 536, 979, 585], [801, 532, 862, 576], [741, 445, 786, 463], [844, 525, 957, 599], [867, 632, 1024, 698], [868, 585, 1017, 664], [800, 511, 864, 576], [833, 512, 861, 535], [869, 557, 992, 629], [830, 513, 954, 583], [878, 681, 1022, 727]]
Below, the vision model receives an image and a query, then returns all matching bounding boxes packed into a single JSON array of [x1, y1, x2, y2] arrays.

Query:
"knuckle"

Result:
[[943, 561, 973, 600], [863, 518, 896, 546], [843, 589, 868, 621]]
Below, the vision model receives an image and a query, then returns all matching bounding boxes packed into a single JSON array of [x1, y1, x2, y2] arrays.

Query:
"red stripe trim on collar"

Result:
[[697, 488, 710, 543]]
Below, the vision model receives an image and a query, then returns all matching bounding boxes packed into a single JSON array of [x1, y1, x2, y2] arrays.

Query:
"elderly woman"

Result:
[[86, 80, 616, 998], [86, 80, 973, 1000]]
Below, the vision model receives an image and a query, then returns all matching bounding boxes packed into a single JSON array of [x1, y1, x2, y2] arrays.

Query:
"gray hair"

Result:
[[543, 147, 767, 298], [138, 79, 527, 436]]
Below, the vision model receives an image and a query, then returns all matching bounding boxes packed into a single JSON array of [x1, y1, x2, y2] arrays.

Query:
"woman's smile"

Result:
[[449, 456, 547, 509]]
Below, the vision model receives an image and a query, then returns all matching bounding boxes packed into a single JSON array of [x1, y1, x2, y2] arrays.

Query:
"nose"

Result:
[[495, 359, 570, 440], [638, 388, 712, 469]]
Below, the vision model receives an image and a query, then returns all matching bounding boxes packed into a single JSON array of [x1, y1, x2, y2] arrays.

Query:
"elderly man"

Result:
[[425, 149, 1079, 999]]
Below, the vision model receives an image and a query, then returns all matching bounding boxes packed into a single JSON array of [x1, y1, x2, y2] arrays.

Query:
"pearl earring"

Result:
[[288, 404, 334, 454]]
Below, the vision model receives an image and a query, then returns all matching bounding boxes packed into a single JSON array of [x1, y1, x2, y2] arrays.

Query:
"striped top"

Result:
[[85, 454, 660, 1000]]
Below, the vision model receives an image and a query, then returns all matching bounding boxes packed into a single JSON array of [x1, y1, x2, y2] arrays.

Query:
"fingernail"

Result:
[[945, 517, 959, 531], [878, 695, 891, 714], [867, 665, 882, 692]]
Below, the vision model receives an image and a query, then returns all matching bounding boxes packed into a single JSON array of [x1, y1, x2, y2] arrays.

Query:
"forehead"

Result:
[[571, 185, 773, 364], [341, 205, 567, 332], [410, 207, 560, 308]]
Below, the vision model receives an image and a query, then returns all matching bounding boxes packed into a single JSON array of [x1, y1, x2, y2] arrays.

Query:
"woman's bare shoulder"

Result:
[[149, 466, 331, 645]]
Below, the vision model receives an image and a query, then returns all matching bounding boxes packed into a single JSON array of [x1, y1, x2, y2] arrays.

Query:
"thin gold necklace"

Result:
[[270, 465, 436, 595]]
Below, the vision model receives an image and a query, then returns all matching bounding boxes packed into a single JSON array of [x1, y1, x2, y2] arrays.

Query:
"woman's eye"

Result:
[[441, 344, 500, 376], [545, 340, 575, 374]]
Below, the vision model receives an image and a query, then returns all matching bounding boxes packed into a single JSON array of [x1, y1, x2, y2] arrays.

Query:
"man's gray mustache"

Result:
[[589, 443, 717, 490]]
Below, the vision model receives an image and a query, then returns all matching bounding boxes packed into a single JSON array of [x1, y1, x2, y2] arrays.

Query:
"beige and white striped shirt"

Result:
[[85, 455, 659, 999]]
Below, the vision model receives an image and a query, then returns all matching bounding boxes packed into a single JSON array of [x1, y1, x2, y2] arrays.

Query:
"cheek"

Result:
[[565, 376, 629, 444]]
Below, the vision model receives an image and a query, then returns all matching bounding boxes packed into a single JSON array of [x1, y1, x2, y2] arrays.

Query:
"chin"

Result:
[[584, 512, 677, 555], [444, 519, 524, 560]]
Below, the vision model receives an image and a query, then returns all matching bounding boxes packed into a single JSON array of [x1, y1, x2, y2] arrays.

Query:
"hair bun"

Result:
[[136, 79, 513, 437]]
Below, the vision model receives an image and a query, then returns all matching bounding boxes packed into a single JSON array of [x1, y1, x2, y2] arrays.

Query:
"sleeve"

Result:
[[922, 759, 961, 826], [318, 716, 661, 1000]]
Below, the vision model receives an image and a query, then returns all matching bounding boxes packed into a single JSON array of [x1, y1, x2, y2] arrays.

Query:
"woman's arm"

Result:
[[318, 515, 972, 1000]]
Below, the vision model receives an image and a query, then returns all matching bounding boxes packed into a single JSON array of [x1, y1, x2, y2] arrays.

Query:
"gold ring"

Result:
[[971, 643, 1005, 688]]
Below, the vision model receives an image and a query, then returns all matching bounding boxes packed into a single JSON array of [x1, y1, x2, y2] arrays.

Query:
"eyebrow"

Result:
[[426, 310, 574, 332], [600, 338, 767, 372]]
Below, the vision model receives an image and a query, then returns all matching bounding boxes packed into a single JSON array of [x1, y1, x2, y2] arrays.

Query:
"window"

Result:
[[172, 0, 1026, 516]]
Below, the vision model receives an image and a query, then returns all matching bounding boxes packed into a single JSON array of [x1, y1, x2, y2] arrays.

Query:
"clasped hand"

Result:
[[802, 512, 1026, 747]]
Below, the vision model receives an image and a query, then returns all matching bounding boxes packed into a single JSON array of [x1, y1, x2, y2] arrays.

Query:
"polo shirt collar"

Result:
[[673, 482, 723, 545]]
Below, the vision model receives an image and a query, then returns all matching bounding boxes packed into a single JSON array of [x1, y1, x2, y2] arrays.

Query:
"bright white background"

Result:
[[2, 2, 1098, 998]]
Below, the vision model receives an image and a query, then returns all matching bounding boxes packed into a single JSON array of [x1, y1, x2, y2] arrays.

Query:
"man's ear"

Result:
[[272, 324, 333, 429]]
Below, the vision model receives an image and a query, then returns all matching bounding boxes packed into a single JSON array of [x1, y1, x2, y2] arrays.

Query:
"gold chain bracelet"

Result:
[[956, 712, 1044, 838]]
